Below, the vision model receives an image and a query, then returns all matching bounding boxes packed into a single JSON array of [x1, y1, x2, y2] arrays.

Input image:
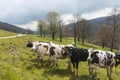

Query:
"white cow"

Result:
[[27, 41, 51, 66]]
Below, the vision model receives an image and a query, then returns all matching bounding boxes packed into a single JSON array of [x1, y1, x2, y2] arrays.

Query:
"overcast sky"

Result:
[[0, 0, 120, 25]]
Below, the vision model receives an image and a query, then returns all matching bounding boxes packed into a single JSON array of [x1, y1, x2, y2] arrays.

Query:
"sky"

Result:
[[0, 0, 120, 30]]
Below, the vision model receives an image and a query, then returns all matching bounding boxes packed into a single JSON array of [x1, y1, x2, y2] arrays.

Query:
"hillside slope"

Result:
[[0, 34, 120, 80], [0, 22, 29, 33], [0, 29, 16, 37]]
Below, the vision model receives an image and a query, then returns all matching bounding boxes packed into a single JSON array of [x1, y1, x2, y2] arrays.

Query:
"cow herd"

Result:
[[26, 41, 120, 79]]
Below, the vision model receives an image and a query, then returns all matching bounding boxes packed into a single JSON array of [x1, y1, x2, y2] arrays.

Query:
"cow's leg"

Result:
[[88, 66, 91, 77], [115, 63, 118, 74], [49, 56, 55, 68], [76, 62, 79, 77], [40, 57, 43, 66], [37, 56, 40, 65], [95, 66, 98, 80], [88, 65, 93, 78], [72, 63, 75, 75], [52, 56, 58, 69], [109, 66, 113, 79], [41, 54, 45, 66], [53, 60, 56, 68], [106, 67, 109, 77], [115, 66, 117, 74], [38, 56, 43, 66], [68, 58, 71, 70], [55, 58, 58, 69]]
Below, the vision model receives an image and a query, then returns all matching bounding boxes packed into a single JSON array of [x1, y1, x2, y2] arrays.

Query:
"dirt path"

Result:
[[0, 34, 26, 39]]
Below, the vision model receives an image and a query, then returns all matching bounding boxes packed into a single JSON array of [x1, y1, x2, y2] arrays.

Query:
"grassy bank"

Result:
[[0, 34, 120, 80]]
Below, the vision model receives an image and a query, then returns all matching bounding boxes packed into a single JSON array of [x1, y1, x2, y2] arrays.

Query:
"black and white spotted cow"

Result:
[[87, 48, 116, 79], [67, 47, 89, 77], [46, 42, 74, 69], [114, 52, 120, 73]]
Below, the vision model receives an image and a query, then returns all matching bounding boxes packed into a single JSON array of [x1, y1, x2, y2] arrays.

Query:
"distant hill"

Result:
[[89, 16, 107, 31], [66, 16, 107, 33], [0, 22, 32, 33]]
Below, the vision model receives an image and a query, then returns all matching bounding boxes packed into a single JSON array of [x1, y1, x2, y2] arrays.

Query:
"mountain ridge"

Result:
[[0, 21, 31, 33]]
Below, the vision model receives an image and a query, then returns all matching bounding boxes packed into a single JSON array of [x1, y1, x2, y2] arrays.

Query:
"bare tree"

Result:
[[77, 19, 91, 44], [97, 24, 112, 48], [72, 14, 82, 46], [58, 20, 64, 42], [46, 11, 60, 40], [106, 6, 120, 51], [38, 20, 46, 37], [63, 26, 70, 40]]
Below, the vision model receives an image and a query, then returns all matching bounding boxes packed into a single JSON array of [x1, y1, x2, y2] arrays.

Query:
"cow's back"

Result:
[[78, 49, 89, 61], [69, 48, 89, 62]]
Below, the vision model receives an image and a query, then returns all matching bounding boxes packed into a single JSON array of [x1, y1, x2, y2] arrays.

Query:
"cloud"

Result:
[[82, 8, 112, 20], [16, 21, 38, 31], [0, 0, 119, 24], [17, 7, 113, 31]]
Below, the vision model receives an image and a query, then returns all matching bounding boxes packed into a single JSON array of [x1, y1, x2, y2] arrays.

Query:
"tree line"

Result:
[[37, 7, 120, 51]]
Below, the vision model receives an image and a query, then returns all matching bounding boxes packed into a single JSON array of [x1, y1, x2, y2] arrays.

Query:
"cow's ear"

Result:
[[43, 45, 47, 48], [52, 47, 55, 49], [95, 51, 99, 54], [62, 46, 68, 50], [62, 47, 65, 50], [39, 44, 42, 46]]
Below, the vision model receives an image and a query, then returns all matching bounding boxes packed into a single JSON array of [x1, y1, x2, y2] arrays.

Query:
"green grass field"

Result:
[[0, 30, 120, 80], [0, 30, 16, 37]]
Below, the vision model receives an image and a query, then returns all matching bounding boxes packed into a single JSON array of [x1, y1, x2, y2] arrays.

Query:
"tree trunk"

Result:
[[60, 34, 62, 42], [82, 36, 85, 44], [40, 31, 42, 37], [74, 23, 77, 47], [60, 28, 62, 42], [110, 39, 114, 52], [102, 42, 105, 48], [52, 33, 55, 41], [77, 36, 80, 42], [43, 31, 46, 37]]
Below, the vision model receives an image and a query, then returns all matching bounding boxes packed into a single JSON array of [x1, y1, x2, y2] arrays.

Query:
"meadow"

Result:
[[0, 30, 120, 80], [0, 30, 16, 37]]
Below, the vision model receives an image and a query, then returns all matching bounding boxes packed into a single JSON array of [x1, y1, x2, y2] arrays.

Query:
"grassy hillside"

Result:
[[0, 29, 16, 37], [0, 34, 120, 80]]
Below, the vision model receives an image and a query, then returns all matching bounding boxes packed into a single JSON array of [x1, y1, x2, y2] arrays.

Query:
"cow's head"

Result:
[[87, 48, 94, 60], [61, 46, 71, 58], [66, 47, 74, 57], [89, 51, 99, 64], [32, 44, 42, 52], [26, 41, 33, 48], [115, 52, 120, 62], [87, 48, 99, 64]]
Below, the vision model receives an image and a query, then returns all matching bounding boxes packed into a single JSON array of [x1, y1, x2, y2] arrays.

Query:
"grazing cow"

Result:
[[26, 41, 50, 65], [67, 47, 89, 77], [114, 52, 120, 73], [46, 42, 73, 68], [87, 49, 115, 79]]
